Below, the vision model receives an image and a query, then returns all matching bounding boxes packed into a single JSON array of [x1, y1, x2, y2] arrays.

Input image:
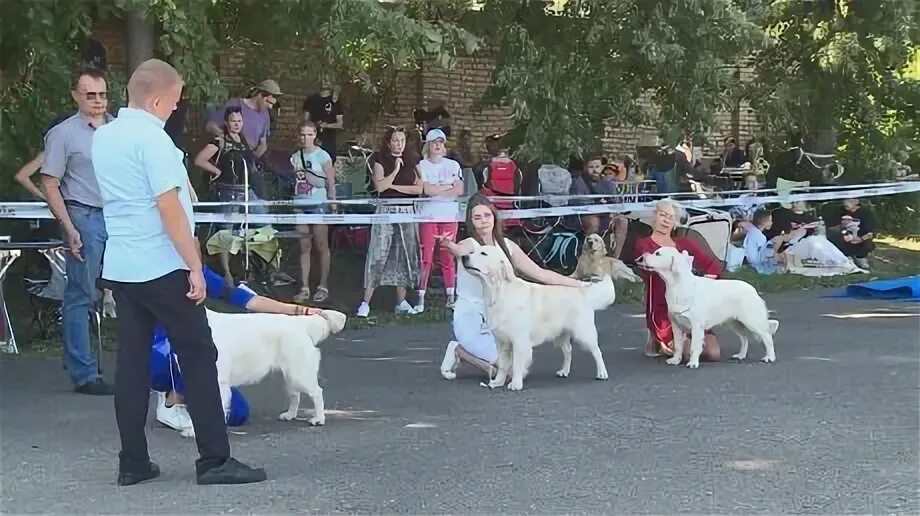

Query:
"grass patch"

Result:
[[5, 237, 918, 356]]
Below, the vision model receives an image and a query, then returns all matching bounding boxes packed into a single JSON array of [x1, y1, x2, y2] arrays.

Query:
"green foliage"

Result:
[[478, 0, 764, 163]]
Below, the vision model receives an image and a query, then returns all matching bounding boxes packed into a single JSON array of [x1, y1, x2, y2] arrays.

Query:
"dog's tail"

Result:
[[768, 319, 780, 335], [584, 275, 617, 311]]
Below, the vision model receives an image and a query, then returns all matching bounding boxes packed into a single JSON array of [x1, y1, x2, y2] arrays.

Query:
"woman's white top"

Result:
[[418, 157, 463, 220], [454, 237, 515, 315]]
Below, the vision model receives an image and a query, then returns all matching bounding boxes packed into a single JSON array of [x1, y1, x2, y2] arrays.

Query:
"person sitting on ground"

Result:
[[435, 194, 589, 380], [743, 209, 793, 275], [154, 266, 321, 432], [825, 198, 876, 270], [764, 200, 817, 240], [636, 199, 723, 362]]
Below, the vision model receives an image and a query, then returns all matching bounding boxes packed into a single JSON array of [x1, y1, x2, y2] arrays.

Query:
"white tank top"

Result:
[[454, 237, 515, 315]]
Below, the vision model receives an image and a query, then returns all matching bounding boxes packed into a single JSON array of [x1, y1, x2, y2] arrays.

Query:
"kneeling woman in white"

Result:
[[436, 193, 586, 378]]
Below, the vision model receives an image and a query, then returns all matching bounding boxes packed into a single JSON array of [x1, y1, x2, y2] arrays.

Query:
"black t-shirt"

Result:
[[373, 152, 419, 198], [164, 99, 189, 151], [302, 93, 343, 155], [764, 208, 817, 239], [211, 135, 257, 187], [826, 206, 876, 237]]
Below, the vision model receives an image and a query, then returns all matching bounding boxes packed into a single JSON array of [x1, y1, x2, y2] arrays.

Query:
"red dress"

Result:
[[635, 236, 723, 346]]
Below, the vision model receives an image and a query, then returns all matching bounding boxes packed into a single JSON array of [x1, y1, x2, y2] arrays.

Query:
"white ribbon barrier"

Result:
[[0, 181, 917, 225]]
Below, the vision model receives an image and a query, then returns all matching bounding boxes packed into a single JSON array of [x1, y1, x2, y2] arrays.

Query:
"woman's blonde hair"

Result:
[[654, 198, 685, 225]]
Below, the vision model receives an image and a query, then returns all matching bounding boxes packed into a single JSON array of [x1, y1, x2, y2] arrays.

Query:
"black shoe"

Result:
[[118, 461, 160, 486], [196, 458, 267, 485], [75, 379, 114, 396]]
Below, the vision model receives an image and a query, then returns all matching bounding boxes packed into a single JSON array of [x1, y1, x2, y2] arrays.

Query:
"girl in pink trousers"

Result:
[[416, 128, 463, 312]]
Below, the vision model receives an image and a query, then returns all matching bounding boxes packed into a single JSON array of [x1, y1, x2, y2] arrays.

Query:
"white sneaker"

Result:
[[356, 302, 371, 318], [155, 392, 193, 434], [395, 300, 417, 315], [440, 341, 459, 379]]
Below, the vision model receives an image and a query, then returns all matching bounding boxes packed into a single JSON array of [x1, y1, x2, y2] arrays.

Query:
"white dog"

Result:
[[461, 244, 616, 391], [637, 246, 778, 368], [175, 309, 346, 437]]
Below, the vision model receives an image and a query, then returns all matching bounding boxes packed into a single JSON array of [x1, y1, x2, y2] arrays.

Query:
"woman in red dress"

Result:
[[635, 199, 722, 361]]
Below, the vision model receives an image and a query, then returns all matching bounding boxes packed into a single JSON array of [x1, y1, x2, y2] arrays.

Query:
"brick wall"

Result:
[[91, 19, 759, 166]]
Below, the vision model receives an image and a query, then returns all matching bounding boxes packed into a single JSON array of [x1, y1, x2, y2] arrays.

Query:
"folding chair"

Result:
[[519, 165, 581, 273]]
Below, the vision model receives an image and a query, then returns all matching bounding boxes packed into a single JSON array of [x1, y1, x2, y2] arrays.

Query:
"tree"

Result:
[[473, 0, 765, 164], [0, 0, 477, 199], [745, 0, 919, 178]]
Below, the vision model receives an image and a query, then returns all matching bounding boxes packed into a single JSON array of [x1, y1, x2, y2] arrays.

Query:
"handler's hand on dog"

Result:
[[434, 232, 454, 242], [187, 270, 207, 305]]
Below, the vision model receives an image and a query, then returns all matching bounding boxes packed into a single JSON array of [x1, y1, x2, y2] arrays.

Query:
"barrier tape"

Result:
[[0, 181, 917, 225]]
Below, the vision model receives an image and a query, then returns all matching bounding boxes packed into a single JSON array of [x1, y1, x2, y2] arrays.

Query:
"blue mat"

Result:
[[831, 276, 920, 301]]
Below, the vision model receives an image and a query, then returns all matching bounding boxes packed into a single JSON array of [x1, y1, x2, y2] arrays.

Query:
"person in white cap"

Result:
[[415, 128, 463, 312]]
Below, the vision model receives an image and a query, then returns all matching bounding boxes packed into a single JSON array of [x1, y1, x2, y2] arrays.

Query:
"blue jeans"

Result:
[[62, 202, 107, 386], [215, 184, 267, 230]]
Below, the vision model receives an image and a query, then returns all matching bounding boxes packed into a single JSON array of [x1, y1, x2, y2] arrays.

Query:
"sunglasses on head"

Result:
[[387, 125, 405, 132]]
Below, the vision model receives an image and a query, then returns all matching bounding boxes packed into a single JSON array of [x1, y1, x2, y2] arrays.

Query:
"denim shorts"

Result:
[[294, 194, 331, 216]]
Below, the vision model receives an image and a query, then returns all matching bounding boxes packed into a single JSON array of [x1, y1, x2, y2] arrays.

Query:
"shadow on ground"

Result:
[[1, 290, 918, 514]]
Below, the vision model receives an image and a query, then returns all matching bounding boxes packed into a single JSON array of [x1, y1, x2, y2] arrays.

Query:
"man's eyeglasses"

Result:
[[82, 91, 107, 100]]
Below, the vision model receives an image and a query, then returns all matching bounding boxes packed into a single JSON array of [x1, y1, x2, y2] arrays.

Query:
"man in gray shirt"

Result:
[[40, 67, 114, 395]]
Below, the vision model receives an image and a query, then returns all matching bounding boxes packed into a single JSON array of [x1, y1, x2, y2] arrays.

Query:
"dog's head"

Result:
[[461, 245, 514, 287], [316, 309, 347, 335], [582, 234, 607, 255], [636, 246, 694, 275]]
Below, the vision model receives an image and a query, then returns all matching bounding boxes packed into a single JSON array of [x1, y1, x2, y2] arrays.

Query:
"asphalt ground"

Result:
[[1, 290, 918, 514]]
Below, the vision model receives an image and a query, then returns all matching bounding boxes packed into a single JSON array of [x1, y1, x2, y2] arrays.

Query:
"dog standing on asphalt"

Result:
[[637, 246, 778, 368], [462, 244, 616, 390]]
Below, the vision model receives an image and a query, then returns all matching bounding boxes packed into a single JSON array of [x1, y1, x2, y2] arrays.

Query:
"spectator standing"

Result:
[[194, 106, 266, 286], [416, 128, 463, 312], [93, 59, 265, 486], [39, 68, 114, 395], [357, 126, 423, 318], [826, 198, 876, 269], [302, 81, 344, 162], [206, 79, 281, 197], [290, 121, 336, 304]]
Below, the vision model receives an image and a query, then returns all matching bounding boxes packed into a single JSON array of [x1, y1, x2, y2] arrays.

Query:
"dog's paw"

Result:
[[278, 412, 297, 421], [761, 355, 776, 363], [507, 380, 523, 391], [487, 379, 505, 389], [730, 353, 746, 361], [686, 360, 700, 369], [595, 371, 609, 380], [665, 356, 682, 366], [555, 369, 569, 378], [307, 416, 325, 427]]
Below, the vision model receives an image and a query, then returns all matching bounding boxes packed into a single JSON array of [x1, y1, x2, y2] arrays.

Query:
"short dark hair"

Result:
[[70, 67, 107, 90], [585, 156, 607, 166], [752, 209, 772, 227]]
